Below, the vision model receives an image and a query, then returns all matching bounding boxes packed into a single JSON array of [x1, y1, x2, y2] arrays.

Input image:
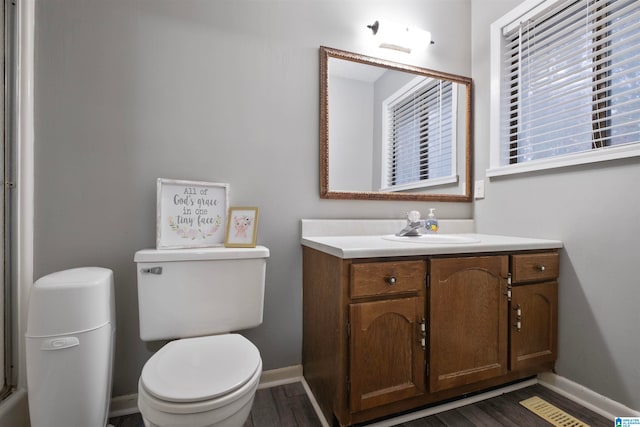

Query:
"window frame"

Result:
[[488, 0, 640, 177]]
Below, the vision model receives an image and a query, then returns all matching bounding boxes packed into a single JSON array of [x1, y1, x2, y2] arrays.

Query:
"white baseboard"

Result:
[[109, 369, 640, 422], [109, 364, 305, 418], [538, 372, 640, 419], [29, 369, 640, 424], [109, 392, 139, 418], [301, 377, 331, 427], [363, 378, 537, 427], [300, 376, 536, 427], [258, 364, 303, 389], [319, 374, 639, 427]]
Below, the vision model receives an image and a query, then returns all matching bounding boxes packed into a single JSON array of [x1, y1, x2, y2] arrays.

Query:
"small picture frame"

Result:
[[225, 207, 259, 248], [156, 178, 229, 249]]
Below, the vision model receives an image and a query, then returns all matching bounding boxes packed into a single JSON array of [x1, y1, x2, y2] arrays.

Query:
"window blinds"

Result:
[[499, 0, 640, 166], [386, 79, 454, 189]]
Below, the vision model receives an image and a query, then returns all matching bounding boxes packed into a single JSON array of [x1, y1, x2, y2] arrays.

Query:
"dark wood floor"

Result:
[[109, 382, 611, 427], [108, 382, 321, 427], [244, 382, 322, 427], [370, 384, 611, 427]]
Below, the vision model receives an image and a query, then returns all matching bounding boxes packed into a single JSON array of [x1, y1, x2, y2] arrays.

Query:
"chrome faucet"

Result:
[[396, 210, 425, 237]]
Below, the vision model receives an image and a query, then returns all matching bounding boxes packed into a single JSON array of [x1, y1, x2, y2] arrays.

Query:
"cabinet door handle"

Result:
[[385, 276, 397, 286], [536, 264, 546, 271]]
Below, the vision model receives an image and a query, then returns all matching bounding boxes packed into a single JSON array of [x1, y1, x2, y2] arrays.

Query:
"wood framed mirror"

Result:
[[320, 46, 473, 202]]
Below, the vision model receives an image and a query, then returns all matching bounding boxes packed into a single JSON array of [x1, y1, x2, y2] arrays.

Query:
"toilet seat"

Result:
[[140, 334, 261, 404], [138, 358, 261, 418], [138, 357, 262, 426]]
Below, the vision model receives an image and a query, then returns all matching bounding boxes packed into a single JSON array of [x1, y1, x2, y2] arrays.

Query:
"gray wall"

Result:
[[472, 1, 640, 411], [329, 76, 373, 191], [34, 0, 472, 396]]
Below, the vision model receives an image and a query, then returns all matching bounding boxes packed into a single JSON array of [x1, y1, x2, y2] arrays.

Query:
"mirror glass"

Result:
[[320, 46, 473, 202]]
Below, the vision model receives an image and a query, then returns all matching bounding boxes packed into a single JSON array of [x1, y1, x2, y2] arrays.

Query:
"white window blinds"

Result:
[[495, 0, 640, 170], [383, 79, 456, 191]]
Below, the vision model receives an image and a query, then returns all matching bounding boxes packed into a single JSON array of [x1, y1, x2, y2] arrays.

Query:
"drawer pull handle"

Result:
[[385, 276, 397, 286], [536, 264, 546, 271]]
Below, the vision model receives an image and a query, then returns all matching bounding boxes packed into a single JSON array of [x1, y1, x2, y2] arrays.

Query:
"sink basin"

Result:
[[382, 234, 480, 244]]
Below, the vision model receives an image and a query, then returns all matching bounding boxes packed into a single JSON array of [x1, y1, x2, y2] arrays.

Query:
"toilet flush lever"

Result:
[[141, 267, 163, 275]]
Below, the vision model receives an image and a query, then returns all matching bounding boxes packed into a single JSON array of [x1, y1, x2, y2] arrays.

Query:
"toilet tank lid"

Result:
[[134, 246, 269, 262]]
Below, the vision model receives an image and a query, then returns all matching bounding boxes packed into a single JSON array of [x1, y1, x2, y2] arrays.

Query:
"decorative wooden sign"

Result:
[[156, 178, 229, 249]]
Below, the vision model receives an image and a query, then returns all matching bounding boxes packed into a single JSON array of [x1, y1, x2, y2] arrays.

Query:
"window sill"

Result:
[[487, 143, 640, 178], [379, 174, 458, 192]]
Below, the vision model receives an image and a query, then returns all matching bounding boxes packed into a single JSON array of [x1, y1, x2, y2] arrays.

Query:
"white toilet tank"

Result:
[[134, 246, 269, 341]]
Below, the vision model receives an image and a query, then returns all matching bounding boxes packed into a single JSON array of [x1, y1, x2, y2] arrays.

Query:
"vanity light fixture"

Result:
[[367, 20, 434, 54]]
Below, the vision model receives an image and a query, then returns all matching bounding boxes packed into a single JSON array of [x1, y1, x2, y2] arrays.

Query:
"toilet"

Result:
[[134, 246, 269, 427]]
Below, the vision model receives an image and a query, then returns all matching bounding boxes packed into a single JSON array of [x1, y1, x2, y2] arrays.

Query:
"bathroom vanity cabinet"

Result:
[[509, 253, 559, 371], [348, 260, 427, 412], [302, 238, 559, 427]]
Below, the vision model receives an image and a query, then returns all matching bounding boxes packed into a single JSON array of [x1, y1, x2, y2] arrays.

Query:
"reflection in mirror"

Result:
[[320, 46, 472, 202]]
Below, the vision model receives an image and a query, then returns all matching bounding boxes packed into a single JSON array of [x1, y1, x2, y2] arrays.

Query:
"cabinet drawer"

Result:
[[511, 253, 559, 283], [350, 261, 426, 298]]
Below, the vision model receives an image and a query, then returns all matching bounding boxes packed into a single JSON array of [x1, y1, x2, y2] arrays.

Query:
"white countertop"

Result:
[[300, 219, 562, 259], [301, 234, 563, 258]]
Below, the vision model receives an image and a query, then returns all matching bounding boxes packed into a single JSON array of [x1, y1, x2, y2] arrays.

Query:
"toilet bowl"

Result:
[[138, 334, 262, 427]]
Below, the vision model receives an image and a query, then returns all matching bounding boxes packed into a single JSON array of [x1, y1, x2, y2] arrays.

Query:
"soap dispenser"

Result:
[[425, 208, 439, 233]]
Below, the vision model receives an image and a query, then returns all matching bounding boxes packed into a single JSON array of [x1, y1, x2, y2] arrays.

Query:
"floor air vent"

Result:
[[520, 396, 591, 427]]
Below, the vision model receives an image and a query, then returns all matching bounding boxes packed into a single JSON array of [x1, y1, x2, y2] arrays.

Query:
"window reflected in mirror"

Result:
[[383, 78, 456, 192], [320, 46, 473, 202]]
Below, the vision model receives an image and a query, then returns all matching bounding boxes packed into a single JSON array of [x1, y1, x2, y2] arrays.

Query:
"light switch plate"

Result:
[[474, 180, 485, 199]]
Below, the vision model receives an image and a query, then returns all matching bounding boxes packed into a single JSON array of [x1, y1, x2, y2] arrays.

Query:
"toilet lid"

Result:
[[140, 334, 261, 403]]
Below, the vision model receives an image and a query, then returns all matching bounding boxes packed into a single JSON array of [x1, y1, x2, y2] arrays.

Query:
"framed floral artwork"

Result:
[[156, 178, 229, 249], [224, 207, 259, 248]]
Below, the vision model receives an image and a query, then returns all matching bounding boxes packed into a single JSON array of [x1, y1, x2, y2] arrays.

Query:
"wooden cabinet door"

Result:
[[429, 256, 509, 392], [510, 281, 558, 371], [349, 297, 426, 412]]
